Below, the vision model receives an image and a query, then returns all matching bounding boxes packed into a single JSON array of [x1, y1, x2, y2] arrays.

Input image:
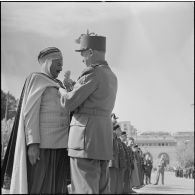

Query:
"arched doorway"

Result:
[[158, 152, 170, 165]]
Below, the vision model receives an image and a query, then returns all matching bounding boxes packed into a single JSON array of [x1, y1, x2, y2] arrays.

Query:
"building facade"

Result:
[[118, 121, 194, 168], [118, 121, 137, 138]]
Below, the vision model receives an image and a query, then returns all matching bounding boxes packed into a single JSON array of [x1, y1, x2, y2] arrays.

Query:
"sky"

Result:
[[1, 2, 194, 133]]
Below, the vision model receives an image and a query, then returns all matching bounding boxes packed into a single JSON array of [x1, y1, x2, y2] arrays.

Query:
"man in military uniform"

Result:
[[108, 115, 120, 194], [127, 137, 137, 194], [59, 31, 118, 194], [120, 131, 132, 194], [108, 130, 119, 194], [115, 127, 127, 194], [144, 155, 153, 184], [154, 154, 166, 185], [148, 156, 153, 184]]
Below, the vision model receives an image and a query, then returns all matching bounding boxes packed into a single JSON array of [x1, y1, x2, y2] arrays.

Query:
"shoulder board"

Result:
[[77, 66, 96, 80]]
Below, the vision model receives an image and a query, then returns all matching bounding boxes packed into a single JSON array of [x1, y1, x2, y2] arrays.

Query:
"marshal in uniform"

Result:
[[59, 31, 118, 194]]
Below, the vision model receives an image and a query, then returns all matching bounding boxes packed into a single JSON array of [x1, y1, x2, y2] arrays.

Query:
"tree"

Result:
[[1, 90, 17, 120], [176, 138, 194, 168]]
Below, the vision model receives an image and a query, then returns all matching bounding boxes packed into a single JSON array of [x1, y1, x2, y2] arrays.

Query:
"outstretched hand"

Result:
[[63, 70, 75, 92]]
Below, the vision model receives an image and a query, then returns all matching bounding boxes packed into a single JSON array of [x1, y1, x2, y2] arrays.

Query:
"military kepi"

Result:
[[75, 31, 106, 52]]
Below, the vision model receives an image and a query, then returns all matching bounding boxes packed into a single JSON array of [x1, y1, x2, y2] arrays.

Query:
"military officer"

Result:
[[108, 116, 120, 194], [59, 31, 118, 194], [144, 155, 152, 184], [120, 131, 132, 194], [115, 127, 127, 194]]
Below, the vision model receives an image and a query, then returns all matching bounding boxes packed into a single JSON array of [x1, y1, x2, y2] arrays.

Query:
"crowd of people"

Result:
[[108, 113, 154, 194], [175, 166, 194, 179]]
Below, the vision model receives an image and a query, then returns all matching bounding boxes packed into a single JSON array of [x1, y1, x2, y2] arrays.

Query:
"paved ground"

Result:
[[2, 171, 194, 194], [134, 171, 194, 194]]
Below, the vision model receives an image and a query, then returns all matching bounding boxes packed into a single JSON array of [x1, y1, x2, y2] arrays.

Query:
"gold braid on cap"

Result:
[[75, 30, 98, 44]]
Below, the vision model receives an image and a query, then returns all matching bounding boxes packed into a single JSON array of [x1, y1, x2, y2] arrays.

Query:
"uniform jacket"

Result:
[[144, 159, 153, 173], [63, 61, 118, 160], [109, 132, 119, 168], [117, 139, 127, 168], [127, 146, 134, 171]]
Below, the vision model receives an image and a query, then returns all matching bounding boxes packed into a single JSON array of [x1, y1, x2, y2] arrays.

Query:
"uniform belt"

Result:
[[75, 107, 111, 117]]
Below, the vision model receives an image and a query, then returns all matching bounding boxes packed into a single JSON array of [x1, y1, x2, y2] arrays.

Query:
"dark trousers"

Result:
[[27, 148, 69, 194], [123, 168, 130, 194], [155, 167, 164, 185], [144, 173, 150, 184]]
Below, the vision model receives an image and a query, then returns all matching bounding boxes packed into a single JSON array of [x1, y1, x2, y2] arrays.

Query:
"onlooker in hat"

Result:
[[2, 47, 70, 194], [59, 30, 118, 194]]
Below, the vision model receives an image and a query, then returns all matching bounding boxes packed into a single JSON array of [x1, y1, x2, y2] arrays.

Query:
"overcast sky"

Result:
[[1, 2, 194, 133]]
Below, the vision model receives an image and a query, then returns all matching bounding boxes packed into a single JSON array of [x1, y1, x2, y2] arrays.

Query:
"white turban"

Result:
[[40, 58, 53, 78]]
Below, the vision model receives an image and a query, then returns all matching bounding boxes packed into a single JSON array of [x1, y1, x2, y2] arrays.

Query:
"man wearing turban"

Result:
[[1, 47, 70, 194]]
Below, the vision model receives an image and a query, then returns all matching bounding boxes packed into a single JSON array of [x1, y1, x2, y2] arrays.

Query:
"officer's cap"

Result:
[[121, 131, 127, 135], [111, 113, 119, 120], [134, 144, 138, 148], [129, 137, 135, 141], [75, 30, 106, 52], [113, 124, 120, 131]]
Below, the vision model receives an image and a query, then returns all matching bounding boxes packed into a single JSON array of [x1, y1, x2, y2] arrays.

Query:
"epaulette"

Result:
[[77, 65, 97, 80]]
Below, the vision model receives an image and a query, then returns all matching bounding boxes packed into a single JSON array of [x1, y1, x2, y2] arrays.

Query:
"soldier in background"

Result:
[[115, 128, 127, 194], [144, 154, 153, 184], [120, 131, 131, 194], [127, 137, 137, 194], [148, 156, 153, 184], [137, 147, 145, 187], [133, 146, 145, 189], [154, 154, 167, 185], [108, 114, 120, 194]]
